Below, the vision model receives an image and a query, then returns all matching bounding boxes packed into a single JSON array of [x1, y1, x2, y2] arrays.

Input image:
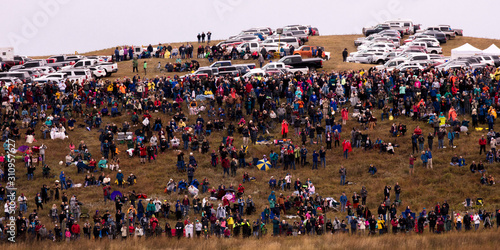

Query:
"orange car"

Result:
[[293, 46, 327, 59]]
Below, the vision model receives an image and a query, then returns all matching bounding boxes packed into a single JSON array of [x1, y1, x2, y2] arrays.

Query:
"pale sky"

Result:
[[1, 0, 498, 56]]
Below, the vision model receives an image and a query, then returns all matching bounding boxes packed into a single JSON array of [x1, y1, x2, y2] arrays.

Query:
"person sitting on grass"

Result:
[[368, 164, 377, 175], [450, 154, 459, 166], [458, 156, 466, 167], [487, 174, 495, 185]]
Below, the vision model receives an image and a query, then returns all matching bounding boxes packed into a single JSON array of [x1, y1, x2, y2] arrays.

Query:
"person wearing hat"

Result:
[[116, 170, 124, 188]]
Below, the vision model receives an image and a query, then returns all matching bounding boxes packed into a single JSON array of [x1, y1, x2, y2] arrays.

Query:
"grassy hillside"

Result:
[[12, 35, 500, 246]]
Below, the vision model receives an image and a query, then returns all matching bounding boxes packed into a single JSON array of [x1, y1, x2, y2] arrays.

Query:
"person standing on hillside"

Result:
[[201, 32, 206, 43], [342, 48, 348, 62], [207, 31, 212, 43], [197, 33, 201, 43], [132, 58, 138, 73], [339, 166, 347, 186], [479, 135, 487, 155], [143, 61, 147, 75], [339, 192, 347, 212]]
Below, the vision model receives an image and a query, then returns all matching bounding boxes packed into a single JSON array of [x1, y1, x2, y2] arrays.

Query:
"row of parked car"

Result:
[[346, 19, 488, 72], [184, 54, 323, 79], [179, 24, 328, 80], [0, 55, 118, 86], [216, 24, 330, 60]]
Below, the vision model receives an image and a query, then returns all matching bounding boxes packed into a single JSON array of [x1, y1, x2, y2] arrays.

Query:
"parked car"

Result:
[[0, 77, 22, 86], [347, 52, 376, 64], [278, 55, 323, 70], [0, 71, 32, 83], [33, 72, 67, 85], [375, 58, 408, 71], [209, 61, 232, 68], [422, 31, 447, 44], [260, 42, 292, 54], [438, 25, 463, 36], [384, 19, 416, 35], [363, 23, 391, 36], [60, 68, 93, 82], [293, 46, 329, 59], [61, 59, 118, 76], [88, 66, 107, 78], [217, 66, 241, 76], [262, 62, 308, 74], [262, 37, 301, 48], [423, 26, 456, 40]]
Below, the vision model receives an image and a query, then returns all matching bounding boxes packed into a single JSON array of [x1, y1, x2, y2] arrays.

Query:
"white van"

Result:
[[262, 37, 300, 48]]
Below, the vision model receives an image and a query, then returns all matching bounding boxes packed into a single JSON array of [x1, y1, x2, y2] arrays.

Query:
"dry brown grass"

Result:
[[14, 35, 500, 246], [8, 230, 500, 249]]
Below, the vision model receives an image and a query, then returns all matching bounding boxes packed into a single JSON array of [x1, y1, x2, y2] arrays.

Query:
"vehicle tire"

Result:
[[105, 69, 111, 77], [431, 51, 437, 54], [446, 35, 450, 40], [377, 60, 384, 65], [309, 67, 316, 72]]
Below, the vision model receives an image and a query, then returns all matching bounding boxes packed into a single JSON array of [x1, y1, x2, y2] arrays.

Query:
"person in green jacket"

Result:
[[272, 217, 280, 236], [146, 200, 156, 218], [98, 157, 108, 171], [143, 61, 147, 75], [132, 58, 138, 72]]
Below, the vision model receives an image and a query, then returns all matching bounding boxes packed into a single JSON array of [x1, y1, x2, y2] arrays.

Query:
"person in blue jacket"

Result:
[[340, 192, 348, 213], [420, 151, 428, 168], [116, 170, 124, 187]]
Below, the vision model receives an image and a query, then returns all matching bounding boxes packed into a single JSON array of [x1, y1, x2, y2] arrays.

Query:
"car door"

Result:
[[302, 46, 311, 57]]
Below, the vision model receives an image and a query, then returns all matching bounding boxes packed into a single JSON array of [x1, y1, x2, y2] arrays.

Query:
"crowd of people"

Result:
[[2, 45, 500, 241]]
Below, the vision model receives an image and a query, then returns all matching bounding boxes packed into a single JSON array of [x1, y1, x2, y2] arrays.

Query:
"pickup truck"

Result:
[[0, 56, 28, 70], [423, 27, 456, 40], [262, 62, 309, 74], [278, 55, 323, 71], [293, 46, 330, 60], [438, 25, 463, 36], [61, 59, 118, 76], [362, 24, 391, 36]]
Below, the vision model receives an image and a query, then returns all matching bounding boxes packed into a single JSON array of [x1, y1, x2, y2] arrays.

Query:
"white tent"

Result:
[[451, 43, 483, 59], [482, 44, 500, 56]]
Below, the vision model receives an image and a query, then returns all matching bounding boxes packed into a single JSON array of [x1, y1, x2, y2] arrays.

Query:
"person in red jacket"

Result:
[[342, 140, 352, 159], [281, 120, 289, 138], [71, 222, 81, 239], [139, 144, 147, 164], [221, 158, 230, 176], [479, 135, 487, 155], [413, 126, 422, 136]]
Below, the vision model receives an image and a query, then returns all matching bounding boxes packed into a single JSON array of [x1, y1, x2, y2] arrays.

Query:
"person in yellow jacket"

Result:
[[488, 106, 497, 119], [227, 216, 234, 233], [439, 113, 446, 126], [126, 205, 138, 224], [377, 217, 386, 235], [107, 83, 114, 92], [147, 81, 155, 91], [494, 68, 500, 81]]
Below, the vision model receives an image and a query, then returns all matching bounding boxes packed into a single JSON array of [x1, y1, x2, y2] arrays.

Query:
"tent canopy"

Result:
[[482, 44, 500, 56], [451, 43, 482, 59]]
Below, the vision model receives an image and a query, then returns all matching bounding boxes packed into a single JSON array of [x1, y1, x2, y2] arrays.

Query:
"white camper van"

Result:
[[0, 47, 14, 61]]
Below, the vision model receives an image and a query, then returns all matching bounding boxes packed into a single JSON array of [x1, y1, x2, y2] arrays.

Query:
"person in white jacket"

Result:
[[195, 220, 202, 237], [473, 213, 481, 230], [185, 222, 194, 238]]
